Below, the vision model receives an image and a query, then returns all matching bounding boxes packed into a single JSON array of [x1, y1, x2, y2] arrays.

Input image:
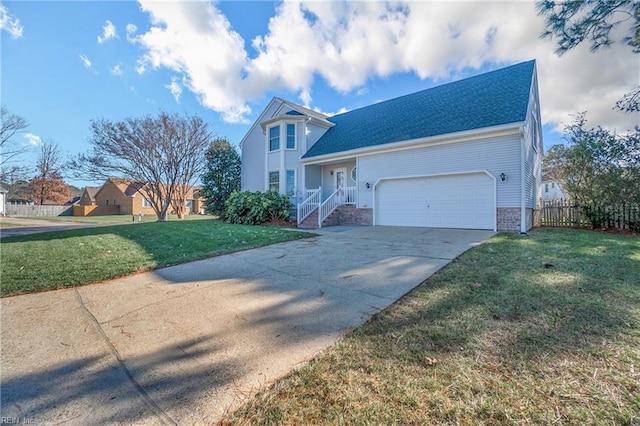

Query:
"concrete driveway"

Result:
[[0, 226, 493, 425], [0, 218, 125, 238]]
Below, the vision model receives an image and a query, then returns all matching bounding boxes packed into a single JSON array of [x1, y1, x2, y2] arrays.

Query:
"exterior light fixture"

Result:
[[366, 182, 371, 189], [500, 173, 506, 182], [330, 170, 334, 176]]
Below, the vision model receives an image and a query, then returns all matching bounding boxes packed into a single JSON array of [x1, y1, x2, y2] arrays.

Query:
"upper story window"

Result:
[[269, 125, 280, 151], [286, 123, 296, 149], [143, 198, 152, 208]]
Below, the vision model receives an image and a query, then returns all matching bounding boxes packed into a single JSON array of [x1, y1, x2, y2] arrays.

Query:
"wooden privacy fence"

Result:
[[6, 205, 72, 217], [539, 199, 640, 230]]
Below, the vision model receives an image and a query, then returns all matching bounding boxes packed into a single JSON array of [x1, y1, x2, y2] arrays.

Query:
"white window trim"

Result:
[[268, 170, 280, 192], [268, 124, 280, 152], [285, 123, 296, 150], [285, 169, 296, 196]]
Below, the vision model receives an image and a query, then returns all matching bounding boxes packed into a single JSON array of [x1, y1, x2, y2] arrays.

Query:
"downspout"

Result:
[[519, 124, 527, 234]]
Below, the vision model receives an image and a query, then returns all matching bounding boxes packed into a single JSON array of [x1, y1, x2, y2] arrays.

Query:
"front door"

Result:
[[334, 168, 347, 202]]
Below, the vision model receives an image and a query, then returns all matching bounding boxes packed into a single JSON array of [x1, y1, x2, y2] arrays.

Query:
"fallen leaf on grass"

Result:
[[424, 357, 439, 367]]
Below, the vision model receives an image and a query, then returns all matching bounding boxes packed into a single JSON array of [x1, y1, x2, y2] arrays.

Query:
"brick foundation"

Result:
[[298, 205, 373, 228], [497, 207, 521, 232], [334, 205, 373, 226]]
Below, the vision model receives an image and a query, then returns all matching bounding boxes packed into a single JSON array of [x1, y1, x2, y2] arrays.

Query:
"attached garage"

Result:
[[374, 172, 496, 230]]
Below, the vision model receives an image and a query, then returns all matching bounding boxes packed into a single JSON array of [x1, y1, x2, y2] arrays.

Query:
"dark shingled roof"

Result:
[[303, 60, 535, 159]]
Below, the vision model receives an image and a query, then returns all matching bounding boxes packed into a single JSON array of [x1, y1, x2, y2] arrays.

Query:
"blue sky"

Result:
[[2, 1, 637, 188]]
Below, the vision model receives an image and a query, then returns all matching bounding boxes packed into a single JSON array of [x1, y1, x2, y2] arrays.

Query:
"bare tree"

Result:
[[28, 140, 70, 205], [70, 111, 212, 221], [1, 106, 30, 180]]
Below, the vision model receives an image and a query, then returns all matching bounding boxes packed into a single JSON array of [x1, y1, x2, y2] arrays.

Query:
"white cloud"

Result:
[[126, 23, 137, 42], [24, 133, 42, 146], [165, 76, 182, 102], [98, 20, 117, 43], [111, 63, 123, 76], [132, 0, 638, 133], [79, 54, 92, 68], [134, 0, 250, 122], [0, 4, 23, 39]]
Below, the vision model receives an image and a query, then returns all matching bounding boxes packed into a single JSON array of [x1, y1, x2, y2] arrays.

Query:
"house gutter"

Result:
[[300, 121, 524, 165]]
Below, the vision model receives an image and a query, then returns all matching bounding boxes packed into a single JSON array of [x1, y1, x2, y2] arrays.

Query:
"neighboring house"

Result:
[[74, 178, 204, 216], [541, 180, 566, 201], [78, 186, 99, 206], [181, 186, 206, 215], [241, 60, 543, 233], [0, 185, 7, 216]]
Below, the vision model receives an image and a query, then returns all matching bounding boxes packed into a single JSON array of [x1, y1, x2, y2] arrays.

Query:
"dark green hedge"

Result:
[[224, 191, 292, 225]]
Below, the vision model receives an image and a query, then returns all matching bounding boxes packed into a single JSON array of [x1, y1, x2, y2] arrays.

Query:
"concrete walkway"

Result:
[[0, 217, 134, 239], [0, 226, 493, 425]]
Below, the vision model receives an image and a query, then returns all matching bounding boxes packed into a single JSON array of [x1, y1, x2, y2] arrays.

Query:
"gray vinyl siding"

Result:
[[320, 161, 356, 199], [267, 152, 279, 174], [241, 100, 283, 192], [306, 124, 329, 151], [305, 165, 322, 190], [523, 133, 535, 209], [523, 72, 543, 209], [357, 134, 521, 209], [241, 131, 265, 192]]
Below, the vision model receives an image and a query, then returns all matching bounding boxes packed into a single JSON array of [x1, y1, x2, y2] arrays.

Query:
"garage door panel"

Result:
[[376, 173, 494, 230]]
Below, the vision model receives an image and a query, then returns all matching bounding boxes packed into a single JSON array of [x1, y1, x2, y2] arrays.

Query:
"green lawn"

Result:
[[223, 228, 640, 425], [0, 219, 311, 296]]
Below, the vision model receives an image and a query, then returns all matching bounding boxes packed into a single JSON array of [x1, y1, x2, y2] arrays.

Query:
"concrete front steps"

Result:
[[298, 205, 373, 229]]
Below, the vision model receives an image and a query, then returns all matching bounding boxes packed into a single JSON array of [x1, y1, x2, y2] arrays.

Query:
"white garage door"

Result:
[[376, 173, 495, 230]]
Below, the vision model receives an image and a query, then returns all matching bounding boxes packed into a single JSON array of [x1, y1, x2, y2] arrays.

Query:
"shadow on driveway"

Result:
[[1, 226, 494, 424]]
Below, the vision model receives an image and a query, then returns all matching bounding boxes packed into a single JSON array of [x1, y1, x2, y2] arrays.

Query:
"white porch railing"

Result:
[[342, 186, 356, 204], [297, 187, 321, 224], [317, 186, 356, 228]]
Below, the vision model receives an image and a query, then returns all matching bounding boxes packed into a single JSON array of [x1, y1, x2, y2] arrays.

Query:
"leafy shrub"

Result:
[[582, 205, 611, 229], [224, 191, 292, 225]]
